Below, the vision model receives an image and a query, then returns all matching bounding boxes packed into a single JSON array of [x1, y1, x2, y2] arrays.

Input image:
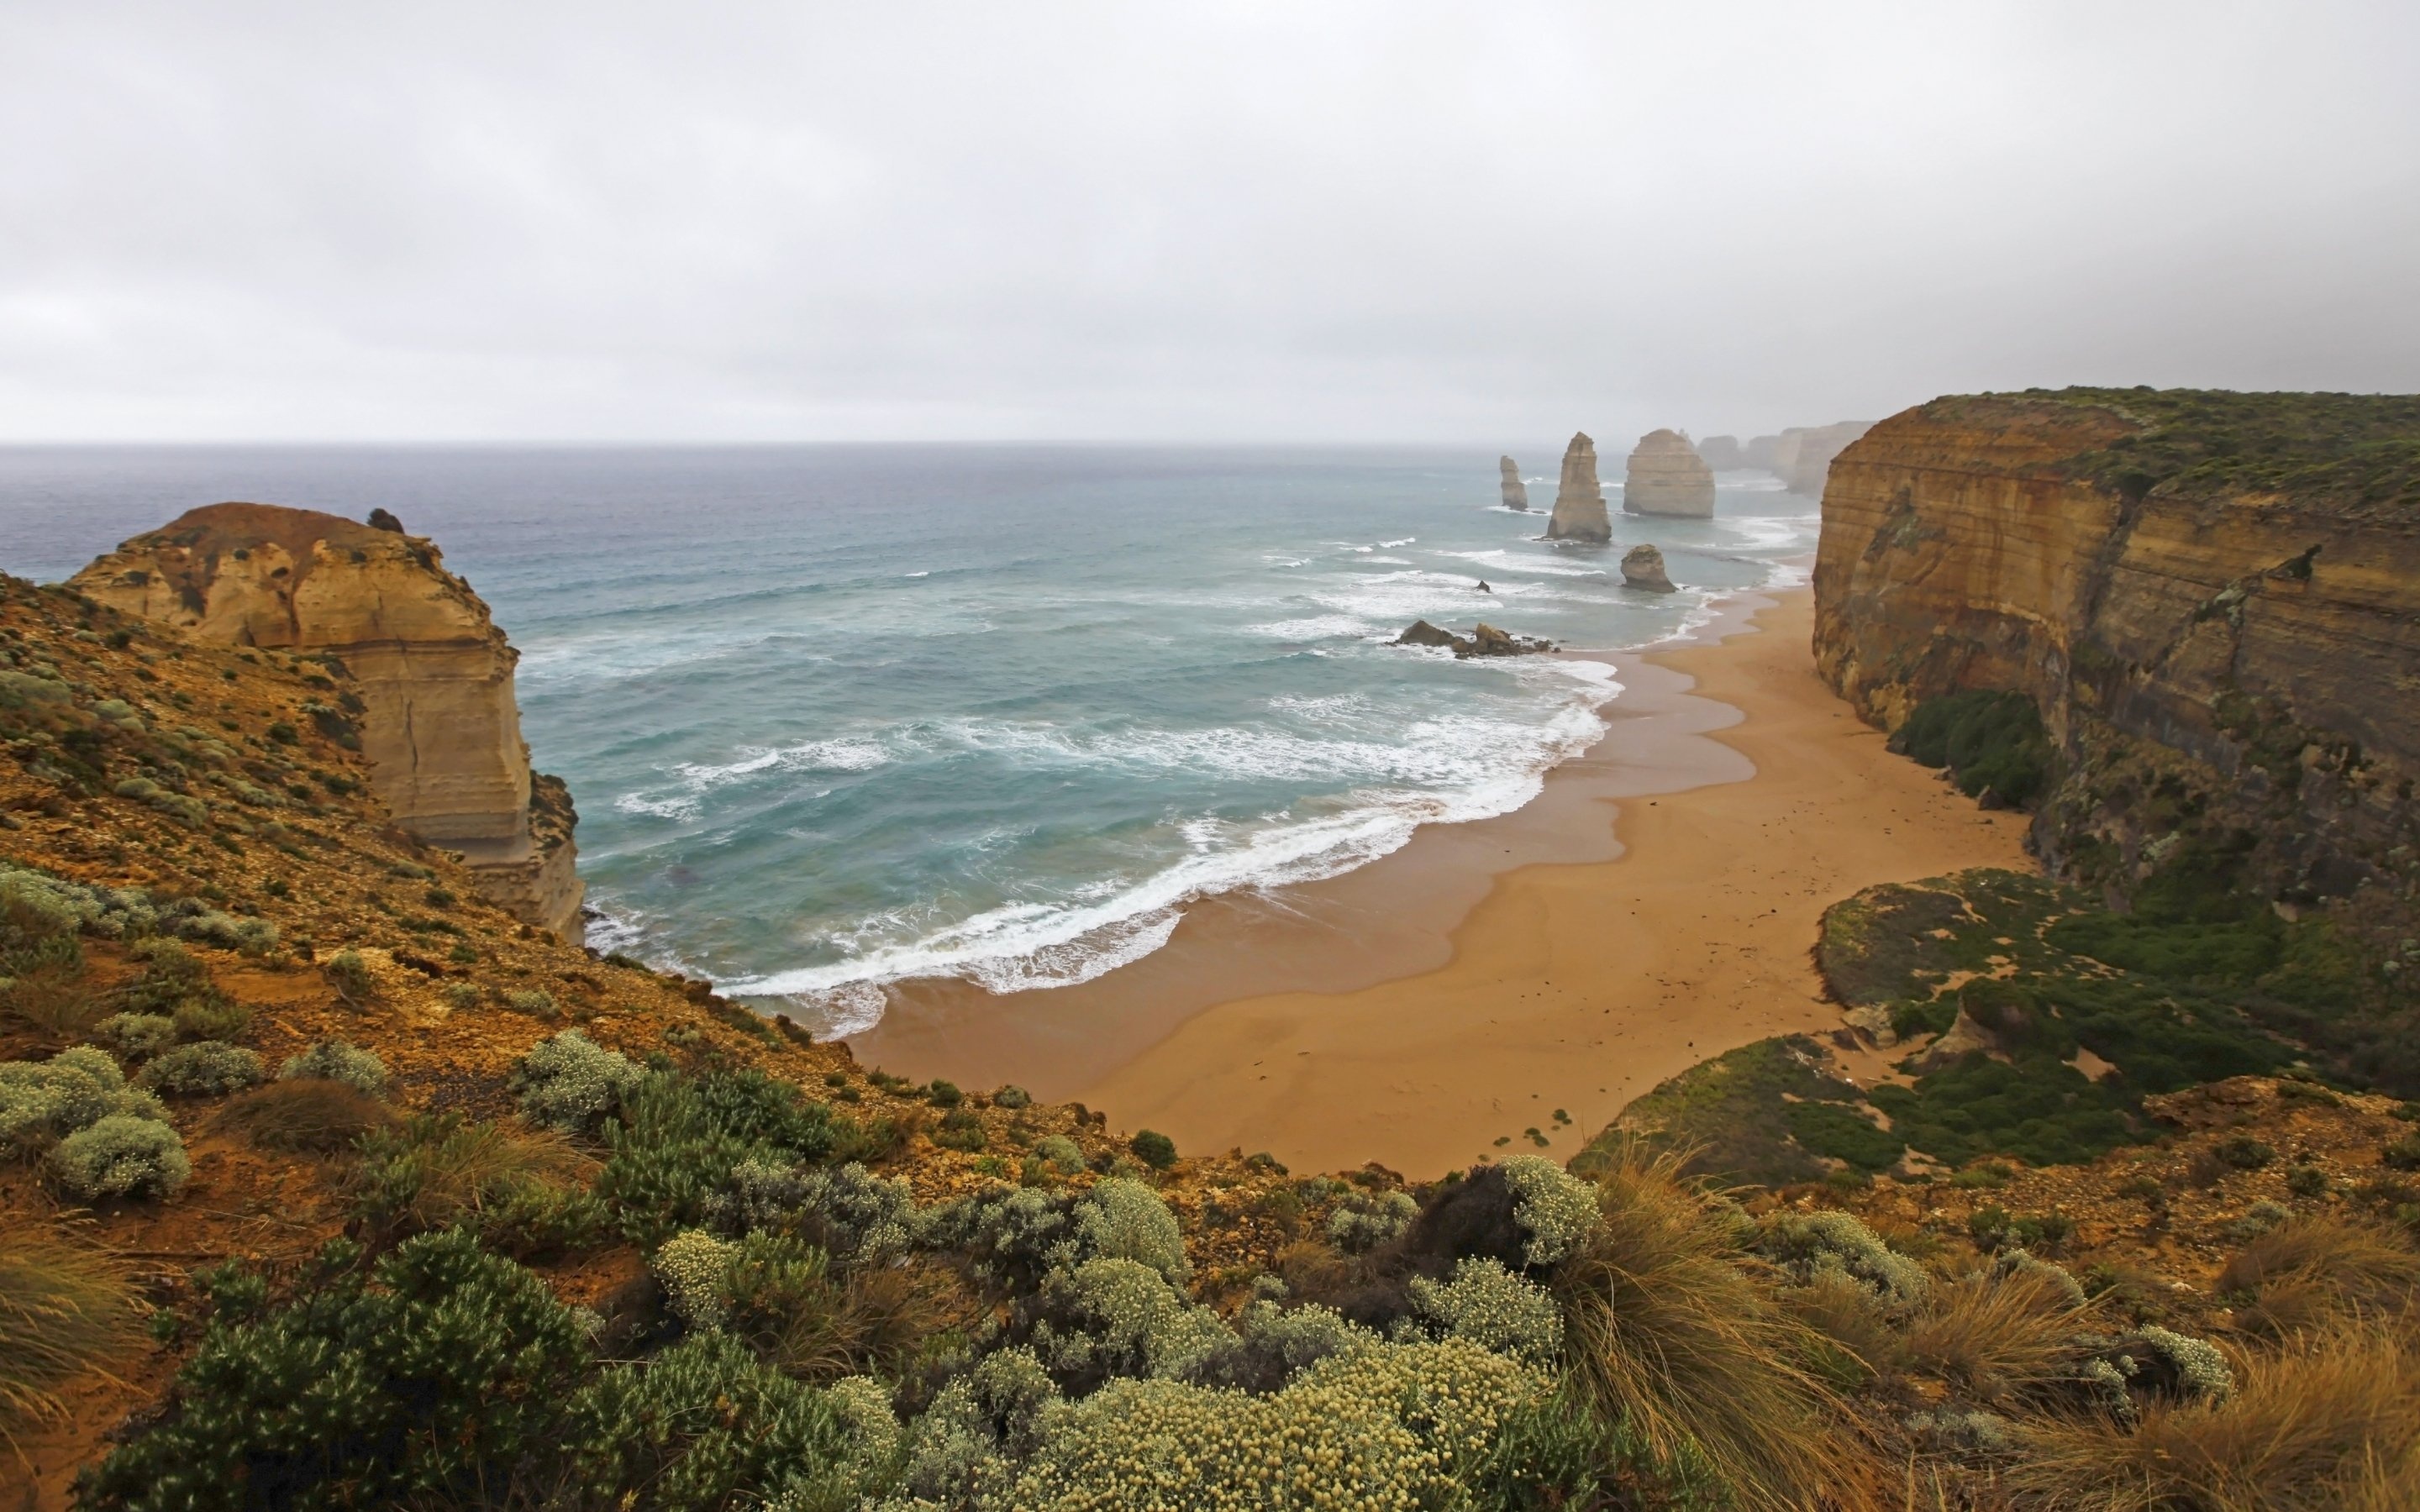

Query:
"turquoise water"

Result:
[[0, 445, 1818, 1034]]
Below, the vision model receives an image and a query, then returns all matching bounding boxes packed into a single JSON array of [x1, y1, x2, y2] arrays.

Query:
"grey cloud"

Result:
[[2, 0, 2414, 443]]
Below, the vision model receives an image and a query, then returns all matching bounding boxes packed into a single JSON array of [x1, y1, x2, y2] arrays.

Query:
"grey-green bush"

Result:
[[1498, 1155, 1601, 1267], [51, 1115, 190, 1200], [278, 1038, 388, 1096], [138, 1042, 266, 1098], [1407, 1257, 1565, 1363], [513, 1029, 646, 1131], [96, 1012, 177, 1058], [1, 1047, 166, 1151], [1326, 1189, 1418, 1256]]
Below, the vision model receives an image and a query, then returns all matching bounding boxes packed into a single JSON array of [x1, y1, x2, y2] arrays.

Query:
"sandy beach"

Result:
[[850, 587, 2029, 1177]]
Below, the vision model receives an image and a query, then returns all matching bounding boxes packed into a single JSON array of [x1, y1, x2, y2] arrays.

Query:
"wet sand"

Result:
[[847, 588, 2030, 1177]]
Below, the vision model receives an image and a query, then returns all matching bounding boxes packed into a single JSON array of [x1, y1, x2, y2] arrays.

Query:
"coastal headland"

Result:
[[852, 589, 2030, 1175]]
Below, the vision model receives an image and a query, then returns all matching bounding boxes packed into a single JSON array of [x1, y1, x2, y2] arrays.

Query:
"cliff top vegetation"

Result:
[[1925, 387, 2420, 517]]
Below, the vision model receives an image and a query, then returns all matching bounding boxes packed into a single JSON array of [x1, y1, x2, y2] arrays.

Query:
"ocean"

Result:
[[0, 444, 1819, 1035]]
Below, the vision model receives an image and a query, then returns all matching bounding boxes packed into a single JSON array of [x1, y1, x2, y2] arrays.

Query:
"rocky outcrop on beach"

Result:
[[1544, 433, 1611, 543], [71, 503, 585, 937], [1499, 456, 1528, 510], [1393, 619, 1556, 658], [1770, 421, 1874, 496], [1623, 429, 1716, 517], [1812, 388, 2420, 911], [1620, 543, 1677, 593], [1696, 434, 1746, 470]]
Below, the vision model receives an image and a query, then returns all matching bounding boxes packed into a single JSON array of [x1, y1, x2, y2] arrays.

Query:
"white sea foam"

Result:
[[616, 735, 895, 822], [720, 672, 1625, 1026], [1241, 615, 1381, 641]]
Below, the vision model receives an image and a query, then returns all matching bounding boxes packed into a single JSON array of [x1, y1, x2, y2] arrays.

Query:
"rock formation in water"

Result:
[[1544, 433, 1611, 543], [1744, 434, 1782, 472], [1620, 543, 1677, 593], [1813, 388, 2420, 910], [1499, 456, 1528, 510], [71, 503, 584, 937], [1770, 421, 1874, 496], [1393, 619, 1555, 658], [1696, 434, 1746, 471], [1623, 429, 1716, 517]]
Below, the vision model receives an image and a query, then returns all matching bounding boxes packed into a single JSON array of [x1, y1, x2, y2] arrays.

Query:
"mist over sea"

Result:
[[1, 444, 1819, 1034]]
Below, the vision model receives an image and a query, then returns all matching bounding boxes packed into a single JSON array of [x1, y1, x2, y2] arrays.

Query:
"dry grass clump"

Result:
[[213, 1078, 398, 1153], [0, 1231, 142, 1464], [2215, 1215, 2420, 1339], [2011, 1329, 2420, 1512], [1785, 1268, 1910, 1384], [1905, 1265, 2086, 1402], [1554, 1142, 1877, 1511], [0, 963, 108, 1049]]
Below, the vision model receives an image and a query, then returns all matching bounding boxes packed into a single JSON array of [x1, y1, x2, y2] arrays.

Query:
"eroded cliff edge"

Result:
[[1812, 388, 2420, 917], [70, 503, 584, 937]]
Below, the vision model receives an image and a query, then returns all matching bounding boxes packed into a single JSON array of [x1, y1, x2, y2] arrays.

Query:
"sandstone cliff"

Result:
[[1498, 455, 1528, 510], [1812, 389, 2420, 913], [1623, 429, 1716, 517], [1544, 432, 1611, 543], [70, 504, 584, 937]]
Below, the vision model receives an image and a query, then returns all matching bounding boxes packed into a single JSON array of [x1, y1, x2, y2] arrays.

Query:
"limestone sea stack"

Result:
[[1499, 456, 1528, 510], [71, 503, 584, 938], [1770, 420, 1874, 496], [1696, 434, 1746, 471], [1544, 433, 1612, 543], [1623, 429, 1716, 517], [1620, 543, 1677, 593]]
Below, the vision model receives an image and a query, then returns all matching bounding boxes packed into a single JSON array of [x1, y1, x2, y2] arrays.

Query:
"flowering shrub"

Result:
[[654, 1229, 739, 1331], [1, 1047, 166, 1151], [1326, 1189, 1418, 1255], [137, 1042, 266, 1098], [1030, 1258, 1231, 1383], [1408, 1257, 1565, 1363], [1073, 1178, 1191, 1283], [1990, 1247, 2086, 1309], [51, 1115, 190, 1200], [278, 1037, 388, 1096], [1499, 1155, 1600, 1267], [1002, 1338, 1535, 1510], [1755, 1210, 1931, 1309], [729, 1158, 923, 1265], [512, 1029, 644, 1131]]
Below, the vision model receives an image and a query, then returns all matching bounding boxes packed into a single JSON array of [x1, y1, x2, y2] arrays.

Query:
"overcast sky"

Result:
[[3, 2, 2415, 444]]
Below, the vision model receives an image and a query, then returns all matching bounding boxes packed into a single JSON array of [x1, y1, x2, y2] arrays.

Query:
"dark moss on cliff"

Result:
[[1889, 689, 2054, 809]]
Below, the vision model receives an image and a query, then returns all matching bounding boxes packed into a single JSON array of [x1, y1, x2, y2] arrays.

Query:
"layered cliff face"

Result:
[[1499, 454, 1528, 510], [1544, 432, 1611, 543], [70, 503, 584, 937], [1623, 428, 1715, 517], [1813, 390, 2420, 915]]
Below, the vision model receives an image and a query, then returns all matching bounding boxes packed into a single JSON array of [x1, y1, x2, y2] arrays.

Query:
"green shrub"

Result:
[[1889, 690, 2053, 809], [169, 993, 250, 1042], [1129, 1129, 1177, 1170], [504, 988, 559, 1019], [992, 1084, 1031, 1110], [1754, 1211, 1930, 1309], [1785, 1100, 1905, 1172], [95, 1012, 176, 1058], [555, 1331, 855, 1509], [1073, 1177, 1191, 1282], [78, 1231, 592, 1510], [1407, 1257, 1565, 1363], [730, 1159, 923, 1266], [276, 1037, 387, 1096], [137, 1042, 265, 1097], [933, 1107, 987, 1152], [2215, 1135, 2278, 1171], [1501, 1154, 1601, 1267], [925, 1079, 963, 1108], [2382, 1136, 2420, 1173], [321, 948, 375, 1005], [1034, 1134, 1084, 1173], [599, 1068, 842, 1246], [51, 1115, 190, 1200], [2287, 1164, 2332, 1197]]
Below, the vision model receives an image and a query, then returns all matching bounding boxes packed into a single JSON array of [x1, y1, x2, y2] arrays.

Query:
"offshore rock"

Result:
[[1697, 434, 1747, 471], [1499, 456, 1528, 510], [1623, 429, 1716, 517], [71, 503, 584, 937], [1812, 389, 2420, 911], [1393, 620, 1555, 659], [1544, 433, 1612, 543], [1621, 543, 1678, 593], [1770, 421, 1875, 496]]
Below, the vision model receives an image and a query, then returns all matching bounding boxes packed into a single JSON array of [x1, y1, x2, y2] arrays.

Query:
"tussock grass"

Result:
[[1554, 1142, 1879, 1511], [1905, 1266, 2085, 1401], [1785, 1269, 1910, 1385], [0, 1231, 142, 1464], [2011, 1330, 2420, 1511], [213, 1078, 397, 1153], [2216, 1215, 2420, 1338], [348, 1113, 594, 1236]]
